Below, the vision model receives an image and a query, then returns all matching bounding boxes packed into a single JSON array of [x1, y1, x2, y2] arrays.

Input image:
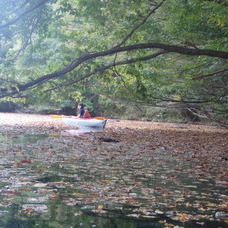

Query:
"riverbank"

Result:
[[0, 112, 226, 134]]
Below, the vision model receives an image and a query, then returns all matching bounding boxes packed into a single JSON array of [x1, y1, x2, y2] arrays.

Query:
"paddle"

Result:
[[94, 117, 106, 120], [50, 115, 62, 118]]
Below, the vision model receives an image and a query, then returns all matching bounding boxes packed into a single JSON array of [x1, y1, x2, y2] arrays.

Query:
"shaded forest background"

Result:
[[0, 0, 227, 126]]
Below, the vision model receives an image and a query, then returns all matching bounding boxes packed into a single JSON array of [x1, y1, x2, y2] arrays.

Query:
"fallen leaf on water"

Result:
[[155, 209, 164, 215], [21, 204, 48, 212], [127, 214, 141, 218], [74, 211, 83, 216], [97, 205, 103, 210], [216, 181, 228, 187], [0, 191, 20, 195]]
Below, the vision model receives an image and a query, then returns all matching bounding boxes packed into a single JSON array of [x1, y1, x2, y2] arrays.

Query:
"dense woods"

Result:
[[0, 0, 227, 125]]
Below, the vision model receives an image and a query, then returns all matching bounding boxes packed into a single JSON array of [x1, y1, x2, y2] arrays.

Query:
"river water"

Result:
[[0, 131, 227, 228]]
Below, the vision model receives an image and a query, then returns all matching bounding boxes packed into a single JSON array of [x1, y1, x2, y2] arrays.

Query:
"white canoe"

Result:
[[61, 117, 107, 129]]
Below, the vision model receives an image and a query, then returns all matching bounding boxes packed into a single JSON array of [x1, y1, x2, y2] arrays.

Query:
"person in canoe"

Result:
[[76, 102, 91, 118]]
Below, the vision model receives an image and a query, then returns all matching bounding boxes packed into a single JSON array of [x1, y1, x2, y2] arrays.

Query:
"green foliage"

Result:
[[0, 0, 227, 124], [163, 0, 228, 49]]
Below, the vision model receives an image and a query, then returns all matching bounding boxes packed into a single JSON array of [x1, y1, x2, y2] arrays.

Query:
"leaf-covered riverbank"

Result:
[[0, 113, 227, 227]]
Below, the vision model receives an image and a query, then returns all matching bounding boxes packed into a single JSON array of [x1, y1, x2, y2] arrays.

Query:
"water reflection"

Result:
[[0, 133, 227, 228], [13, 134, 50, 143], [1, 202, 227, 228], [61, 127, 104, 137]]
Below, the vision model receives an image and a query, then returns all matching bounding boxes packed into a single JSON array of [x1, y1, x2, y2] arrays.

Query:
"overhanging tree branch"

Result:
[[45, 50, 168, 92], [0, 43, 228, 98]]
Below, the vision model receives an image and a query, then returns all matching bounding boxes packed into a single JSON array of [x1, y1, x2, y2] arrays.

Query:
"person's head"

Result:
[[78, 102, 84, 109]]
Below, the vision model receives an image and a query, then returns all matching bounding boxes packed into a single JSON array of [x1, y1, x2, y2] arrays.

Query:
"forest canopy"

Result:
[[0, 0, 227, 125]]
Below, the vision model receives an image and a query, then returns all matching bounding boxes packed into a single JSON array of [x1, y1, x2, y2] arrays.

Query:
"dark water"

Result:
[[0, 202, 227, 228], [0, 134, 227, 228]]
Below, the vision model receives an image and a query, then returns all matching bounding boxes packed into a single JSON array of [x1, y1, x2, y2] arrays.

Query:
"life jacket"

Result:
[[83, 109, 91, 118]]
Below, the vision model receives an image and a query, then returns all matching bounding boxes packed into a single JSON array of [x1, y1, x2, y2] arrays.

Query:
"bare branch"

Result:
[[113, 0, 166, 48], [192, 68, 228, 80]]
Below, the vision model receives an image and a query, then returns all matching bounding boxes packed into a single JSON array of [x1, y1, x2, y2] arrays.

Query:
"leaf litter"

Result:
[[0, 113, 227, 227]]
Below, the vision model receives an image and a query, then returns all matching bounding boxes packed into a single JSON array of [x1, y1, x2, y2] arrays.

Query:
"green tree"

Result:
[[0, 0, 227, 125]]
